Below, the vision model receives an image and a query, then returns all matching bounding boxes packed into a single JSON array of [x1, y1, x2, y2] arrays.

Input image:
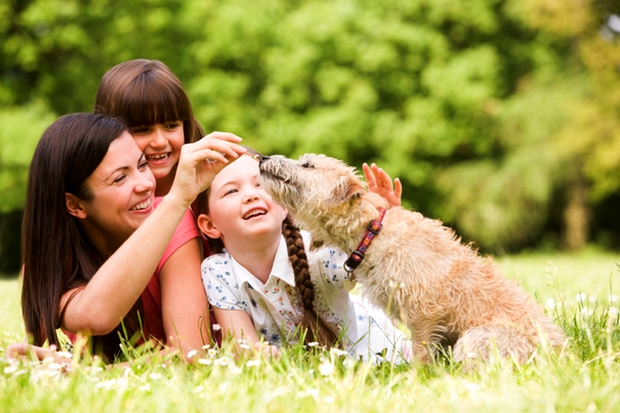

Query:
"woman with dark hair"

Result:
[[93, 59, 204, 197], [13, 112, 245, 363]]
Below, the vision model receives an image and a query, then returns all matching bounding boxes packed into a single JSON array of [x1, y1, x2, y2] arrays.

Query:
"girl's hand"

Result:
[[169, 132, 246, 207], [363, 163, 402, 207]]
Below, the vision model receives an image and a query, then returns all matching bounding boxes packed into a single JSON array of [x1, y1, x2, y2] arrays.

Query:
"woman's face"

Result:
[[77, 132, 156, 247]]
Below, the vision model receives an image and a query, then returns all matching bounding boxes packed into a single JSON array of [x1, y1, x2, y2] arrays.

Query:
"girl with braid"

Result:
[[196, 148, 411, 362]]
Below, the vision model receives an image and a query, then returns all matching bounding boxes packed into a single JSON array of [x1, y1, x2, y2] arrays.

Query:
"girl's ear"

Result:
[[197, 214, 222, 239], [65, 193, 88, 219]]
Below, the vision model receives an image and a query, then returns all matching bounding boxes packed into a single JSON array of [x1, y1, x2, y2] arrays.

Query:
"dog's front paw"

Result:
[[411, 340, 434, 364]]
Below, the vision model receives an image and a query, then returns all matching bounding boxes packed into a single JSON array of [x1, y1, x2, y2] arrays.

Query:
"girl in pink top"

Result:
[[92, 59, 231, 344]]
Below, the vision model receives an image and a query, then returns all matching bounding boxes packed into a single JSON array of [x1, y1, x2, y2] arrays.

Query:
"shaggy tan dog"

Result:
[[259, 153, 566, 364]]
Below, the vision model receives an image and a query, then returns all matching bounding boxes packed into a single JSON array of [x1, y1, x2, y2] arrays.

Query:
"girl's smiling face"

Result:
[[197, 154, 287, 247], [130, 121, 185, 195]]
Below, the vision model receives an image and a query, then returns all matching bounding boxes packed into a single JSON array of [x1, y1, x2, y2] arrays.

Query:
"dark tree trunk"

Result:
[[562, 175, 590, 251]]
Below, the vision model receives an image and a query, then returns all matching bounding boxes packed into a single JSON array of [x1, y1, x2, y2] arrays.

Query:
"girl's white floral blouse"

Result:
[[202, 231, 407, 362]]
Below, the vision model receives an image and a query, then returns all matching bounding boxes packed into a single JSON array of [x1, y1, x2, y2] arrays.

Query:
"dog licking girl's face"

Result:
[[259, 153, 365, 217]]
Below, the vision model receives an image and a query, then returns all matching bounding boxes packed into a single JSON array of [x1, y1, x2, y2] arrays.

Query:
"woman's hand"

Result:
[[169, 132, 246, 207], [363, 163, 402, 208]]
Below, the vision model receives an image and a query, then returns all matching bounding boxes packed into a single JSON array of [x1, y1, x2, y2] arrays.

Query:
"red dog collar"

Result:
[[343, 207, 387, 274]]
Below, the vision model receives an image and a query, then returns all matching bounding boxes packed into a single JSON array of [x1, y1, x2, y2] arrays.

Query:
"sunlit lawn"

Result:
[[497, 248, 620, 307], [1, 250, 620, 413]]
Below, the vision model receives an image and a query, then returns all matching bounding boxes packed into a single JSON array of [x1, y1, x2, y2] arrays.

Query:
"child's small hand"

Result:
[[363, 163, 402, 208]]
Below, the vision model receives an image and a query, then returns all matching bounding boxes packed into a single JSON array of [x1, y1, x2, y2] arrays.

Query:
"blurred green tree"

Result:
[[184, 0, 563, 251], [1, 0, 619, 253], [0, 102, 54, 274], [0, 102, 55, 212], [0, 0, 199, 113]]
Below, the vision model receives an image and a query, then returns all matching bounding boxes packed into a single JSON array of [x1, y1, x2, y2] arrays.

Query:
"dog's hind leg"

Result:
[[452, 324, 537, 365], [408, 325, 454, 363]]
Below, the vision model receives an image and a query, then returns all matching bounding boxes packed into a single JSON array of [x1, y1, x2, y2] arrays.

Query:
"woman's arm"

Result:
[[60, 133, 246, 335]]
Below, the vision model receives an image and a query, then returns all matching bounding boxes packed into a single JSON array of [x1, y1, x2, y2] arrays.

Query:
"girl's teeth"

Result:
[[147, 154, 168, 161], [244, 210, 266, 219]]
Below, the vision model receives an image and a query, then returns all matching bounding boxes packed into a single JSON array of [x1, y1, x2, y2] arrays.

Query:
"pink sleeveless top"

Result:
[[63, 198, 200, 344]]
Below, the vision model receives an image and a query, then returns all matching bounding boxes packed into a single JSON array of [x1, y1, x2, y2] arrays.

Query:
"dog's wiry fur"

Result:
[[259, 153, 567, 364]]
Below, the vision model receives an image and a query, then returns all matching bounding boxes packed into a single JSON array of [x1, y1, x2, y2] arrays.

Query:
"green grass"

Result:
[[496, 248, 620, 303], [2, 250, 620, 413]]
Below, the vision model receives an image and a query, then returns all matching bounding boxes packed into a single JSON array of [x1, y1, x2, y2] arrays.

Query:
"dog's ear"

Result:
[[328, 177, 365, 206]]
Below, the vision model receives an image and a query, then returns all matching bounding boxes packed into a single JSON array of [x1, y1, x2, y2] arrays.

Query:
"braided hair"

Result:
[[282, 215, 340, 348]]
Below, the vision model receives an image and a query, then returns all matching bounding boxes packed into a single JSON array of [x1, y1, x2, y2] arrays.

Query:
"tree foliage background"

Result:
[[1, 0, 620, 270]]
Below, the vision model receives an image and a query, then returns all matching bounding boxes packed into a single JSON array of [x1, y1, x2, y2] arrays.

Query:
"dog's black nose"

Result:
[[260, 155, 270, 165]]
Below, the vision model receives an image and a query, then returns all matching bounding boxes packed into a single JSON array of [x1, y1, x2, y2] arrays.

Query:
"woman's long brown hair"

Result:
[[22, 113, 144, 362]]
